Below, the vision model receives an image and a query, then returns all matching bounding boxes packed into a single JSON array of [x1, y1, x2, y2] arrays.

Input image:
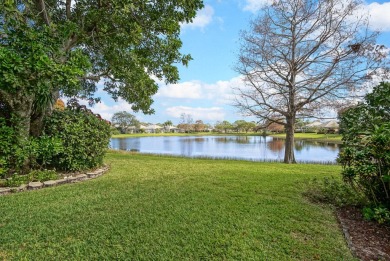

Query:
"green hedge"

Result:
[[338, 82, 390, 212], [44, 106, 111, 171]]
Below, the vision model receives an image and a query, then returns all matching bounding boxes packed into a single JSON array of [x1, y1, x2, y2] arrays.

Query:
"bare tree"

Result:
[[234, 0, 387, 163], [179, 113, 194, 132]]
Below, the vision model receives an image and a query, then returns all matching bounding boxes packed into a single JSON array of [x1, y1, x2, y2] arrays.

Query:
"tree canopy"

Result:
[[0, 0, 203, 138]]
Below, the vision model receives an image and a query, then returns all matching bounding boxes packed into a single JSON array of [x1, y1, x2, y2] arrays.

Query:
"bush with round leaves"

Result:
[[44, 104, 111, 171], [338, 82, 390, 210]]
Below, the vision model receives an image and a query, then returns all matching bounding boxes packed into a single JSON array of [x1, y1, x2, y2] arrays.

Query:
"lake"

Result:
[[110, 136, 340, 163]]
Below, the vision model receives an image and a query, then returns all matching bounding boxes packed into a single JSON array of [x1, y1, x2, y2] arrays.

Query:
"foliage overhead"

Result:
[[1, 0, 204, 113]]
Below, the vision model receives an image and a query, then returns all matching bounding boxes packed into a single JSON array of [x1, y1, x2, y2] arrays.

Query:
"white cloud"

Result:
[[165, 106, 226, 121], [156, 76, 245, 104], [157, 81, 204, 99], [181, 5, 214, 30], [242, 0, 274, 12], [366, 2, 390, 32], [65, 75, 247, 123], [74, 98, 136, 121]]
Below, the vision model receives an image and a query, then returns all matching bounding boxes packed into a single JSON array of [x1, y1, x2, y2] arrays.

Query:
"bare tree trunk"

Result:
[[284, 117, 296, 164]]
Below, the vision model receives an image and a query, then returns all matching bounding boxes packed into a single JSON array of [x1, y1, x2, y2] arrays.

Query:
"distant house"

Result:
[[113, 124, 137, 134], [305, 121, 322, 128], [164, 126, 180, 133], [141, 124, 163, 133], [320, 120, 339, 133], [303, 120, 339, 133], [302, 121, 322, 132]]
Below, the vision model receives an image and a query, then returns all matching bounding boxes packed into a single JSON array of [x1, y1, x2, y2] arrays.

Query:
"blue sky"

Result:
[[88, 0, 390, 125]]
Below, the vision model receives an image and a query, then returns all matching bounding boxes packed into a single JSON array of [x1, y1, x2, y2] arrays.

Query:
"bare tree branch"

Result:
[[233, 0, 387, 163], [37, 0, 51, 25]]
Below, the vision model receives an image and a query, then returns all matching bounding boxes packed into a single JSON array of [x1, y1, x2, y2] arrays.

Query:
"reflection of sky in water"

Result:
[[110, 136, 340, 163]]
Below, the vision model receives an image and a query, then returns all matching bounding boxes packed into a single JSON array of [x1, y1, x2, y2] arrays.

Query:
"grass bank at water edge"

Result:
[[271, 133, 342, 143], [0, 151, 355, 260]]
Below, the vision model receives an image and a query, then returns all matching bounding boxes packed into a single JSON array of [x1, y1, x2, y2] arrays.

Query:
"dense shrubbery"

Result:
[[338, 82, 390, 223], [44, 104, 111, 171], [0, 117, 62, 178], [0, 103, 110, 181], [305, 177, 366, 207]]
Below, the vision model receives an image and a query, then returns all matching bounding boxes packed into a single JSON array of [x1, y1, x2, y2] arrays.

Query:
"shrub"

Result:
[[111, 127, 121, 135], [338, 82, 390, 209], [305, 177, 367, 207], [0, 116, 64, 178], [363, 206, 390, 224], [3, 169, 58, 187], [0, 117, 32, 177], [44, 105, 111, 171]]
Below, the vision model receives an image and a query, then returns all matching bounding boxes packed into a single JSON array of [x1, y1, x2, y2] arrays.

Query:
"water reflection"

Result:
[[110, 136, 340, 163]]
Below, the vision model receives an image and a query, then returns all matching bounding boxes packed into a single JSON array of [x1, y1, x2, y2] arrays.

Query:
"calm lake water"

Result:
[[110, 136, 340, 163]]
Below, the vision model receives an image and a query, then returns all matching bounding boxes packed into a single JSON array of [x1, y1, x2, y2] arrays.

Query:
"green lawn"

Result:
[[0, 152, 354, 260], [271, 133, 342, 143]]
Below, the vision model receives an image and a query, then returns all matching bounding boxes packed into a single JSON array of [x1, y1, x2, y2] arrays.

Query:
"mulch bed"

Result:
[[336, 206, 390, 261]]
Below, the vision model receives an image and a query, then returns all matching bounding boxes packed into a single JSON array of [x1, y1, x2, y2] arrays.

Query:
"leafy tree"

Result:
[[233, 120, 246, 132], [111, 111, 139, 134], [234, 0, 387, 163], [194, 120, 206, 132], [163, 120, 173, 132], [0, 0, 203, 144], [215, 121, 233, 133], [338, 82, 390, 210], [163, 120, 173, 127], [234, 120, 256, 133]]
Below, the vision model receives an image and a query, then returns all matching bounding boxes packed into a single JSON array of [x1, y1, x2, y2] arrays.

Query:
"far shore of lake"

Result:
[[111, 132, 343, 144]]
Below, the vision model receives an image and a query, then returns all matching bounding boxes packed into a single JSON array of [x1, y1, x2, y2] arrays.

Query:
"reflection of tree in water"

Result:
[[180, 138, 195, 156], [296, 140, 340, 152], [194, 138, 205, 143], [267, 138, 285, 153], [119, 138, 140, 152], [215, 136, 251, 144], [295, 140, 305, 152]]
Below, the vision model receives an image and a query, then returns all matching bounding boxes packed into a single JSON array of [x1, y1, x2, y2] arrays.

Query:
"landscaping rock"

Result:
[[43, 180, 57, 187], [75, 174, 87, 181], [86, 172, 97, 178], [0, 166, 110, 196], [56, 178, 69, 185], [18, 184, 28, 192], [28, 182, 43, 190], [95, 170, 104, 175], [0, 187, 11, 195], [67, 176, 78, 183]]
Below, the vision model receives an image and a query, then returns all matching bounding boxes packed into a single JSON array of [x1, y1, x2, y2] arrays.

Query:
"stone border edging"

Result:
[[335, 210, 358, 259], [0, 165, 110, 196]]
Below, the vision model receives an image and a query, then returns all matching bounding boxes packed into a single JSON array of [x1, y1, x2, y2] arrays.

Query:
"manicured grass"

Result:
[[271, 133, 342, 143], [0, 152, 355, 260]]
